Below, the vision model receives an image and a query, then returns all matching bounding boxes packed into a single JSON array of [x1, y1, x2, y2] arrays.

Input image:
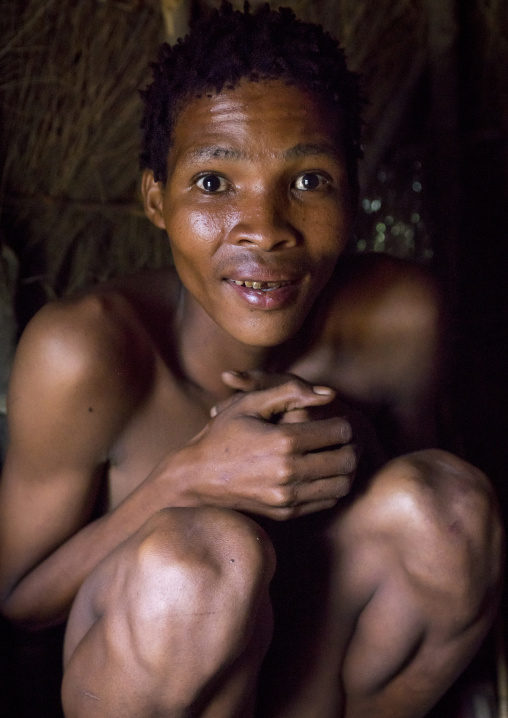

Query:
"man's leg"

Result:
[[256, 451, 503, 718], [62, 507, 275, 718]]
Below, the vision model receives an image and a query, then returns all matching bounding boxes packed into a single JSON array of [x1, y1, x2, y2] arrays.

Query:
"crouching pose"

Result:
[[0, 4, 503, 716]]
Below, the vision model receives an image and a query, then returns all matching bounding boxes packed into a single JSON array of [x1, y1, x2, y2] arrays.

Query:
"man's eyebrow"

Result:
[[184, 146, 244, 162], [182, 142, 339, 163]]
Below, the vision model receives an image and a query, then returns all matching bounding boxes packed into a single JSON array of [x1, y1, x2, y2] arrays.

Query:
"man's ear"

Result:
[[141, 169, 166, 229]]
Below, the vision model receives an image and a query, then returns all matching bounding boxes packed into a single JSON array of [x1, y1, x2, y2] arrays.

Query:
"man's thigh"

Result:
[[63, 507, 275, 718]]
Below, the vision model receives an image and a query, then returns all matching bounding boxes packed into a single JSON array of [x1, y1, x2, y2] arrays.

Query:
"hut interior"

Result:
[[0, 0, 507, 715]]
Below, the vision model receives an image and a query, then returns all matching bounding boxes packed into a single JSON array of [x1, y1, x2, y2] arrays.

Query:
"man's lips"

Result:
[[216, 250, 308, 288], [229, 279, 291, 290], [225, 276, 301, 309]]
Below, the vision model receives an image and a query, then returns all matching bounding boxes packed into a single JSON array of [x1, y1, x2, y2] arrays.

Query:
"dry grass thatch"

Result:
[[0, 0, 170, 302]]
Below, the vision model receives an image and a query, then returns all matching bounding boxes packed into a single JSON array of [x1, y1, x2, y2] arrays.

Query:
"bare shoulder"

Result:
[[336, 250, 439, 294], [11, 286, 152, 413], [6, 270, 182, 453], [313, 254, 444, 450], [14, 267, 179, 388], [325, 252, 441, 348]]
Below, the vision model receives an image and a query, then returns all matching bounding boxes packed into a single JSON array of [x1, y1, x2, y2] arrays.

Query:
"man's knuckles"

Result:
[[267, 483, 298, 509], [271, 453, 299, 485]]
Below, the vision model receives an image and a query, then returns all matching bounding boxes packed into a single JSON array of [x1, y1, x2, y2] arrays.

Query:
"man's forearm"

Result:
[[1, 450, 196, 629]]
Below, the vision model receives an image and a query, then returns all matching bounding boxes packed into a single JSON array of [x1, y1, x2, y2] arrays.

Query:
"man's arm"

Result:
[[337, 449, 504, 718], [0, 295, 357, 629], [0, 293, 155, 626]]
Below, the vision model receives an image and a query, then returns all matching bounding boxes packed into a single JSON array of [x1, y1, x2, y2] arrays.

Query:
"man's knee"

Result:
[[134, 506, 276, 593], [71, 507, 274, 664], [349, 450, 503, 619], [117, 508, 274, 672], [63, 508, 275, 715]]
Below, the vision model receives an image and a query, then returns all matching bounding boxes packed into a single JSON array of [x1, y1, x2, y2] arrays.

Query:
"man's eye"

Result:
[[293, 172, 328, 191], [195, 174, 228, 193]]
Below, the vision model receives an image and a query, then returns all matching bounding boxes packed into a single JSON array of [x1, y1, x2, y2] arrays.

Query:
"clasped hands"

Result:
[[181, 370, 359, 520]]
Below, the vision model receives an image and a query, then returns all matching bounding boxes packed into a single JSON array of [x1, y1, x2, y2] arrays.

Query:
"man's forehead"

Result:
[[169, 79, 346, 157]]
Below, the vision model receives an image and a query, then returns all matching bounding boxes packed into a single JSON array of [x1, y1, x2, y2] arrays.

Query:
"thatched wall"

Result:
[[0, 0, 170, 317]]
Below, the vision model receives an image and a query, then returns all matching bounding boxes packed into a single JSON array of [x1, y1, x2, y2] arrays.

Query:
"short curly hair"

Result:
[[140, 2, 363, 200]]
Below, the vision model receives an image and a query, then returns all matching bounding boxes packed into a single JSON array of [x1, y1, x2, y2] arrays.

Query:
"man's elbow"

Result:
[[0, 577, 64, 631]]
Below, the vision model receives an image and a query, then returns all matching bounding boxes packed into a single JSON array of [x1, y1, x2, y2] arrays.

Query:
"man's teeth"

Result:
[[232, 280, 286, 290]]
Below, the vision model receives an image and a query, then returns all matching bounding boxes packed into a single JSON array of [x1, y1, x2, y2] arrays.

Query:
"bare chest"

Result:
[[107, 364, 212, 508], [105, 338, 392, 510]]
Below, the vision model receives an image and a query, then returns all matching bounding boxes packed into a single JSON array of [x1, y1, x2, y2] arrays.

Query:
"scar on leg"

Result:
[[83, 691, 101, 701]]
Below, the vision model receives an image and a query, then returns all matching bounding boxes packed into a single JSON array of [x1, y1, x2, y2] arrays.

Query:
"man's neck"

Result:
[[174, 288, 275, 402]]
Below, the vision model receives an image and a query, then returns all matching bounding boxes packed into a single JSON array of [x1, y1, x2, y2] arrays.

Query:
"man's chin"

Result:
[[222, 315, 308, 349]]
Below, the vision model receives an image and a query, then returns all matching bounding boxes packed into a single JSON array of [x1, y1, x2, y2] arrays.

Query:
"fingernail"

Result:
[[342, 422, 353, 442], [210, 406, 217, 417], [344, 455, 356, 473], [339, 477, 352, 496], [312, 385, 334, 395], [223, 370, 247, 379]]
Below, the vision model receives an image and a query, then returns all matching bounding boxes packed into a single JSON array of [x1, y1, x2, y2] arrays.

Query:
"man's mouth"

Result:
[[225, 275, 301, 310], [230, 280, 290, 290]]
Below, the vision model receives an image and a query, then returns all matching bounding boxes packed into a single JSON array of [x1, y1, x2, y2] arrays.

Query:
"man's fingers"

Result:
[[275, 417, 353, 454], [241, 379, 336, 420], [211, 370, 287, 417], [268, 498, 338, 520], [298, 443, 357, 479], [210, 392, 243, 417], [211, 374, 336, 419], [293, 474, 353, 504], [250, 442, 355, 513], [263, 473, 354, 521]]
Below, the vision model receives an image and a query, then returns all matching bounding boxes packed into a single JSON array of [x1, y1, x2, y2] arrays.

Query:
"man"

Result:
[[0, 4, 503, 717]]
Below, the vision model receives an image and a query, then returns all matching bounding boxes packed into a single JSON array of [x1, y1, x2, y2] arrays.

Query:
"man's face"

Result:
[[144, 79, 352, 347]]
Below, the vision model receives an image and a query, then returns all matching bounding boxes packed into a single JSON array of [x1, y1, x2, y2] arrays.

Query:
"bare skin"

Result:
[[0, 80, 503, 718]]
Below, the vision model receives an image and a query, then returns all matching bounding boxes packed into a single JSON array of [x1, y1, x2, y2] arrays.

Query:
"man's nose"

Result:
[[226, 192, 302, 251]]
